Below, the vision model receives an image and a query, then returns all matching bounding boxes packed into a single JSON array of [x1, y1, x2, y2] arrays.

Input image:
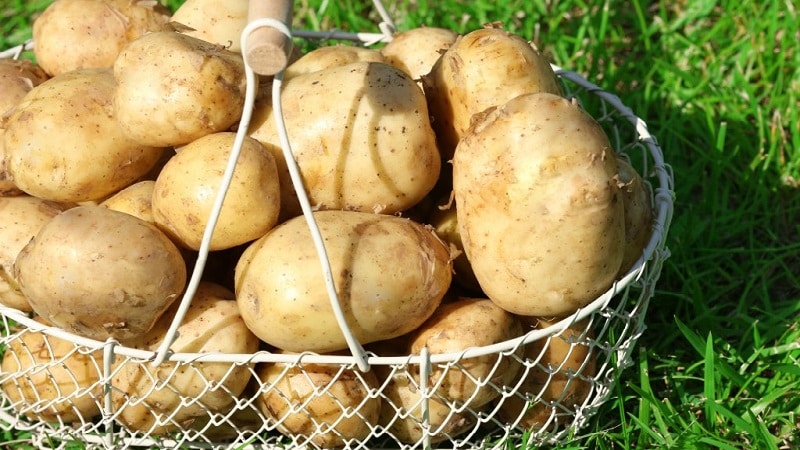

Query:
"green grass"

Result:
[[2, 0, 800, 449]]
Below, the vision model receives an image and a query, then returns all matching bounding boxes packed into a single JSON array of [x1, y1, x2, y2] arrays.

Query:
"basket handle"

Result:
[[244, 0, 293, 76]]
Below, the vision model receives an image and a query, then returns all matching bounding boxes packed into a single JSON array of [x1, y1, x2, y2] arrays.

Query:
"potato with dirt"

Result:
[[422, 26, 563, 159], [113, 31, 247, 147], [171, 0, 248, 52], [452, 92, 625, 317], [0, 59, 49, 117], [381, 26, 458, 82], [32, 0, 171, 76], [112, 281, 259, 434], [256, 355, 381, 447], [235, 210, 452, 353], [2, 68, 167, 203], [248, 61, 440, 219], [2, 317, 104, 423], [0, 196, 71, 312], [14, 205, 187, 341]]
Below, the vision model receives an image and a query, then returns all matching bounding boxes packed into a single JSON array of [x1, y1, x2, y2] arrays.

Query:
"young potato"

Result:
[[2, 318, 104, 423], [171, 0, 248, 52], [234, 210, 452, 353], [151, 132, 281, 251], [112, 282, 259, 434], [428, 200, 482, 293], [0, 129, 23, 197], [452, 93, 625, 317], [0, 58, 49, 117], [283, 44, 386, 80], [32, 0, 171, 76], [100, 180, 155, 224], [248, 61, 441, 219], [498, 318, 596, 431], [0, 196, 71, 312], [377, 366, 476, 445], [616, 157, 654, 275], [381, 27, 458, 82], [422, 26, 563, 159], [113, 31, 247, 147], [14, 205, 187, 341], [405, 298, 523, 408], [2, 68, 167, 203], [255, 356, 381, 448]]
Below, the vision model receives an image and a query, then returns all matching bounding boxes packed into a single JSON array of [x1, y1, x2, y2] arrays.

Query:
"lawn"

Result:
[[2, 0, 799, 449]]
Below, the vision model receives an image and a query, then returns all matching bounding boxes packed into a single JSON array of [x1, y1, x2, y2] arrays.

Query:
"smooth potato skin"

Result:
[[0, 196, 70, 312], [616, 157, 654, 275], [32, 0, 171, 76], [151, 132, 281, 251], [14, 205, 187, 341], [171, 0, 248, 52], [0, 59, 49, 117], [283, 45, 386, 79], [422, 27, 563, 159], [249, 61, 441, 219], [453, 93, 625, 317], [380, 27, 458, 82], [3, 69, 166, 202], [234, 210, 452, 353]]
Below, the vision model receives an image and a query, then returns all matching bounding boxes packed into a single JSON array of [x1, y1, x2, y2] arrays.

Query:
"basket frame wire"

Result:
[[0, 2, 675, 448]]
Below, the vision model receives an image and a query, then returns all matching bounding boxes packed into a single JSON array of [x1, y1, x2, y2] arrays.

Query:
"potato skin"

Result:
[[616, 157, 654, 275], [498, 318, 596, 431], [380, 27, 459, 82], [0, 59, 49, 117], [112, 282, 259, 434], [113, 31, 247, 147], [14, 205, 187, 341], [406, 298, 523, 408], [152, 132, 281, 251], [32, 0, 171, 76], [249, 61, 441, 219], [0, 196, 71, 312], [422, 27, 563, 159], [452, 93, 625, 317], [256, 357, 381, 447], [171, 0, 248, 52], [234, 210, 452, 353], [283, 44, 386, 79], [2, 318, 104, 423], [3, 68, 166, 202]]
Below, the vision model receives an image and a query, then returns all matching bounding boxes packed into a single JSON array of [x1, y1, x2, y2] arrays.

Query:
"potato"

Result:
[[112, 281, 259, 434], [32, 0, 171, 76], [235, 210, 452, 353], [255, 356, 381, 447], [0, 58, 49, 117], [0, 196, 71, 312], [498, 318, 596, 431], [248, 61, 440, 219], [377, 366, 476, 444], [616, 157, 654, 275], [171, 0, 248, 52], [2, 68, 167, 203], [14, 205, 187, 341], [428, 201, 482, 293], [0, 129, 23, 197], [452, 93, 625, 317], [422, 26, 563, 159], [404, 298, 522, 408], [381, 27, 458, 82], [113, 31, 247, 147], [152, 132, 281, 251], [2, 317, 103, 423], [283, 45, 386, 79], [100, 180, 155, 224]]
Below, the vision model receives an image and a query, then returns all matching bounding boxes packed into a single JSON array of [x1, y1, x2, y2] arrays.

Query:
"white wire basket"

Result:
[[0, 2, 674, 449]]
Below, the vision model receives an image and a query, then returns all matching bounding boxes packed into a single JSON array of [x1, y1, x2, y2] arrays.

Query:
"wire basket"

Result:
[[0, 2, 674, 449]]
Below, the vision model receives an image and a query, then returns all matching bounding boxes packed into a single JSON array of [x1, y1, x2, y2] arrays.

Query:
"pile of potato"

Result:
[[0, 0, 654, 446]]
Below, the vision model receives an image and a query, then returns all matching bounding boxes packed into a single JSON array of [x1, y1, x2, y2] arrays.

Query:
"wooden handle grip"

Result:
[[245, 0, 293, 76]]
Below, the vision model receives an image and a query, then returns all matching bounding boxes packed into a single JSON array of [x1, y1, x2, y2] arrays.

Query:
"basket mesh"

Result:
[[0, 8, 674, 450]]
